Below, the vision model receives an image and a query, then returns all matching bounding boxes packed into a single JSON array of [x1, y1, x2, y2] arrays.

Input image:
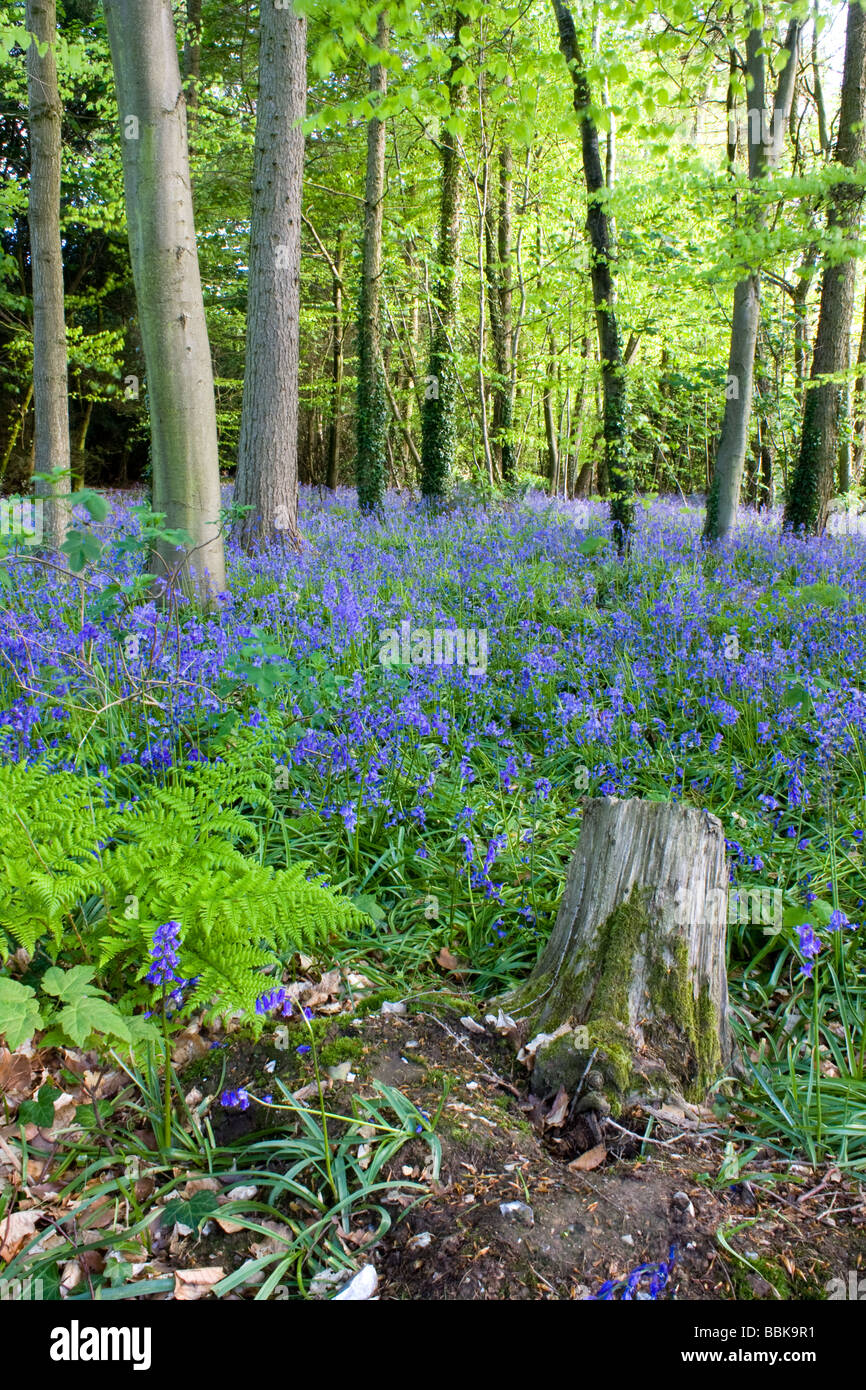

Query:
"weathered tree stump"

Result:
[[503, 798, 735, 1109]]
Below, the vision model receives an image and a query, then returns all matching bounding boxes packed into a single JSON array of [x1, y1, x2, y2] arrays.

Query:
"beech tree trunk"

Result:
[[853, 284, 866, 480], [705, 20, 800, 542], [484, 123, 514, 482], [420, 10, 467, 501], [551, 0, 632, 546], [183, 0, 203, 110], [786, 0, 866, 533], [356, 11, 389, 512], [26, 0, 71, 551], [104, 0, 226, 598], [235, 0, 307, 549], [503, 799, 734, 1109], [326, 229, 345, 491]]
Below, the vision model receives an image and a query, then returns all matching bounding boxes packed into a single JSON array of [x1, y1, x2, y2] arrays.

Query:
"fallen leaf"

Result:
[[544, 1087, 570, 1130], [249, 1221, 294, 1260], [173, 1266, 224, 1301], [81, 1070, 124, 1101], [435, 946, 464, 976], [568, 1144, 607, 1172], [518, 1022, 573, 1064], [460, 1016, 486, 1035], [0, 1049, 33, 1104], [172, 1031, 210, 1067], [181, 1177, 221, 1197], [0, 1209, 41, 1261]]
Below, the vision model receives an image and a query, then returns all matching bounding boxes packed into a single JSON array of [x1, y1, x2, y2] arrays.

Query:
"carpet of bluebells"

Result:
[[3, 487, 866, 1164]]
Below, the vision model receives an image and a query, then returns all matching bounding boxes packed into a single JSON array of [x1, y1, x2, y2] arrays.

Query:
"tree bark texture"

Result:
[[104, 0, 227, 597], [503, 798, 735, 1108], [26, 0, 71, 551], [356, 11, 389, 512], [786, 0, 866, 533], [235, 0, 307, 550]]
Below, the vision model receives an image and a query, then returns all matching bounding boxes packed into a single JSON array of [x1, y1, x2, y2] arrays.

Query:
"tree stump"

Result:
[[503, 798, 735, 1109]]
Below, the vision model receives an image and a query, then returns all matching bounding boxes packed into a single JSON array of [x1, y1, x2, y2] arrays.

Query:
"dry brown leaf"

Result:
[[213, 1215, 245, 1234], [544, 1086, 570, 1130], [0, 1209, 41, 1261], [43, 1096, 78, 1137], [172, 1031, 210, 1068], [181, 1177, 221, 1196], [81, 1070, 125, 1101], [173, 1266, 225, 1301], [60, 1259, 84, 1293], [568, 1144, 607, 1172], [249, 1221, 294, 1260], [0, 1049, 33, 1104], [134, 1176, 156, 1204], [79, 1197, 119, 1231], [435, 946, 464, 976], [293, 1080, 327, 1102]]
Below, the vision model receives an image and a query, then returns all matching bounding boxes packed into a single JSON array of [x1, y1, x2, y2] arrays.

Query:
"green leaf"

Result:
[[783, 899, 834, 930], [781, 682, 812, 713], [41, 964, 99, 1003], [61, 529, 103, 571], [0, 978, 43, 1049], [351, 892, 386, 923], [55, 996, 132, 1048], [161, 1191, 219, 1232], [578, 536, 609, 557], [19, 1083, 60, 1128], [74, 489, 109, 522]]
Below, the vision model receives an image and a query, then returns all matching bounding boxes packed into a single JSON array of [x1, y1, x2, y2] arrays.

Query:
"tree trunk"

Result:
[[705, 20, 801, 542], [503, 798, 734, 1109], [70, 396, 93, 490], [234, 0, 306, 550], [484, 126, 514, 482], [26, 0, 71, 552], [852, 283, 866, 481], [183, 0, 203, 110], [420, 11, 467, 501], [104, 0, 226, 598], [326, 229, 345, 491], [551, 0, 632, 546], [786, 0, 866, 532], [543, 332, 559, 491], [356, 11, 389, 512]]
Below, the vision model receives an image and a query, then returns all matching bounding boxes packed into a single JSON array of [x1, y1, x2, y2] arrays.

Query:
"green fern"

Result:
[[1, 752, 365, 1028], [0, 763, 115, 954]]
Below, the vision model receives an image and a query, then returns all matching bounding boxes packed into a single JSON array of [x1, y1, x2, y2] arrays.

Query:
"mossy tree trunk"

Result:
[[419, 10, 467, 503], [355, 10, 389, 513], [326, 229, 345, 491], [551, 0, 632, 547], [786, 0, 866, 534], [503, 798, 734, 1109], [484, 123, 514, 483]]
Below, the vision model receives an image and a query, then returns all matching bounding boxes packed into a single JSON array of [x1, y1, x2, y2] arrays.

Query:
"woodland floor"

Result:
[[184, 997, 866, 1301], [4, 965, 865, 1302]]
